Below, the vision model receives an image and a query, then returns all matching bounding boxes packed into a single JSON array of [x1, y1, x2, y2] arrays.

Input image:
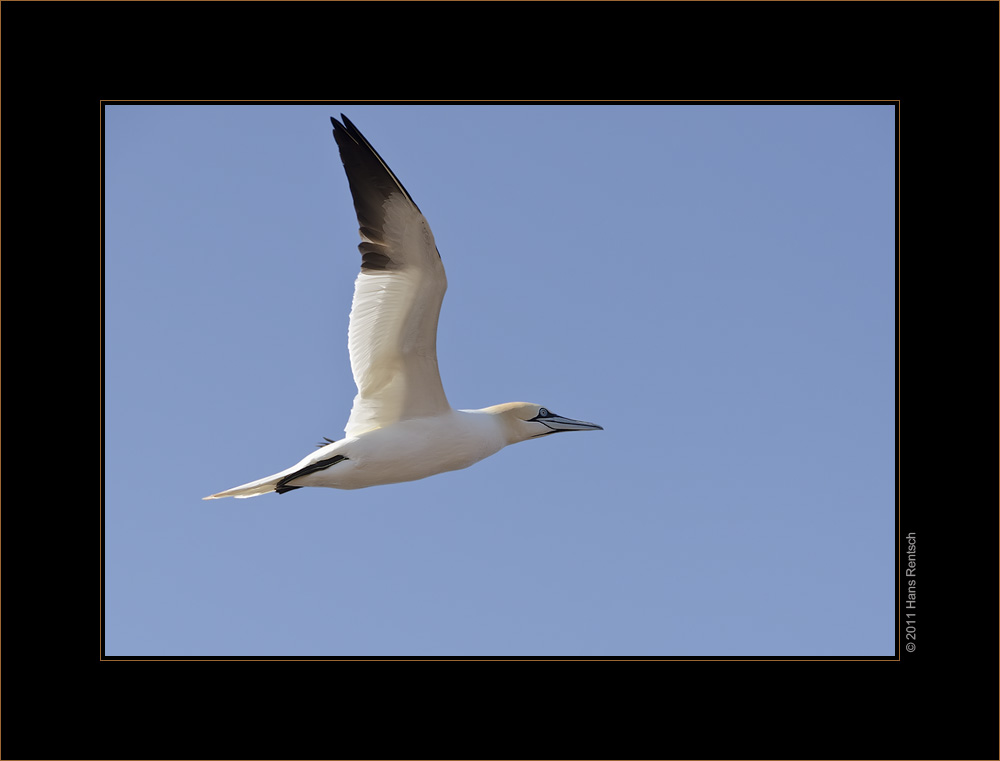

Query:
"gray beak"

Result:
[[532, 411, 603, 434]]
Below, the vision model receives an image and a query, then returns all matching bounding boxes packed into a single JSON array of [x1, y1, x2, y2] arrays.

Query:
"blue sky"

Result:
[[104, 104, 896, 657]]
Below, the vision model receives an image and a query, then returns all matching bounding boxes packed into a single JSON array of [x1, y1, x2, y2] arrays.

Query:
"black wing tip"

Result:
[[330, 114, 361, 142], [330, 114, 347, 139], [275, 454, 349, 494], [328, 113, 420, 212]]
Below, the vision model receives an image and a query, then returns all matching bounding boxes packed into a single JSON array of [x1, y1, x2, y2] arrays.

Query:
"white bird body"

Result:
[[209, 409, 513, 497], [204, 116, 600, 500]]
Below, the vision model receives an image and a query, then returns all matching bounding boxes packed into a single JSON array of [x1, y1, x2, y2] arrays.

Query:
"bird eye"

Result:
[[538, 408, 549, 417]]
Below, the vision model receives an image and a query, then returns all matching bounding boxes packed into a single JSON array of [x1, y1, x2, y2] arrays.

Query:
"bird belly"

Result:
[[291, 413, 505, 490]]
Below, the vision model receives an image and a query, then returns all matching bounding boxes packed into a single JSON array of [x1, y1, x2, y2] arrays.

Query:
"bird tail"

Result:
[[203, 447, 346, 499], [203, 474, 286, 500]]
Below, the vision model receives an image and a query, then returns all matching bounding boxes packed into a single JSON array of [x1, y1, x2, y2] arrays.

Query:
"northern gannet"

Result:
[[204, 115, 602, 499]]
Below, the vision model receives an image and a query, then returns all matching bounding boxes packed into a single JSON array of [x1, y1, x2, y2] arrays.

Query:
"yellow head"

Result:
[[483, 402, 603, 445]]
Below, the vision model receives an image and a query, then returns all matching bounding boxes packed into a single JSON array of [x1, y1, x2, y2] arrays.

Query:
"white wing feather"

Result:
[[330, 116, 451, 438], [345, 195, 449, 437]]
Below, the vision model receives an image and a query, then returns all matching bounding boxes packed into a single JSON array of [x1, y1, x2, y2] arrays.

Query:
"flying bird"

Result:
[[204, 115, 601, 498]]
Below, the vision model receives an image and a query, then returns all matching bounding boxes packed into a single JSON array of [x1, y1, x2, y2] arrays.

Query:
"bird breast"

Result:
[[301, 410, 508, 489]]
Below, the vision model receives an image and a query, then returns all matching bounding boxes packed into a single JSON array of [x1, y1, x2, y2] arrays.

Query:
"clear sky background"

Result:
[[104, 104, 896, 657]]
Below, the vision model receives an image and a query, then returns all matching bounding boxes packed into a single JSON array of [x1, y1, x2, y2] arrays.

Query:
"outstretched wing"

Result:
[[330, 115, 450, 438]]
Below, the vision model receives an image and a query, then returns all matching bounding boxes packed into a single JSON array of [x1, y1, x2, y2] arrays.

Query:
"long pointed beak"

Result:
[[539, 415, 603, 432]]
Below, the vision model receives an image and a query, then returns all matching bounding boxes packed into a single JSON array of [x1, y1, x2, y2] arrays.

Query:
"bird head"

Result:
[[486, 402, 603, 444]]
